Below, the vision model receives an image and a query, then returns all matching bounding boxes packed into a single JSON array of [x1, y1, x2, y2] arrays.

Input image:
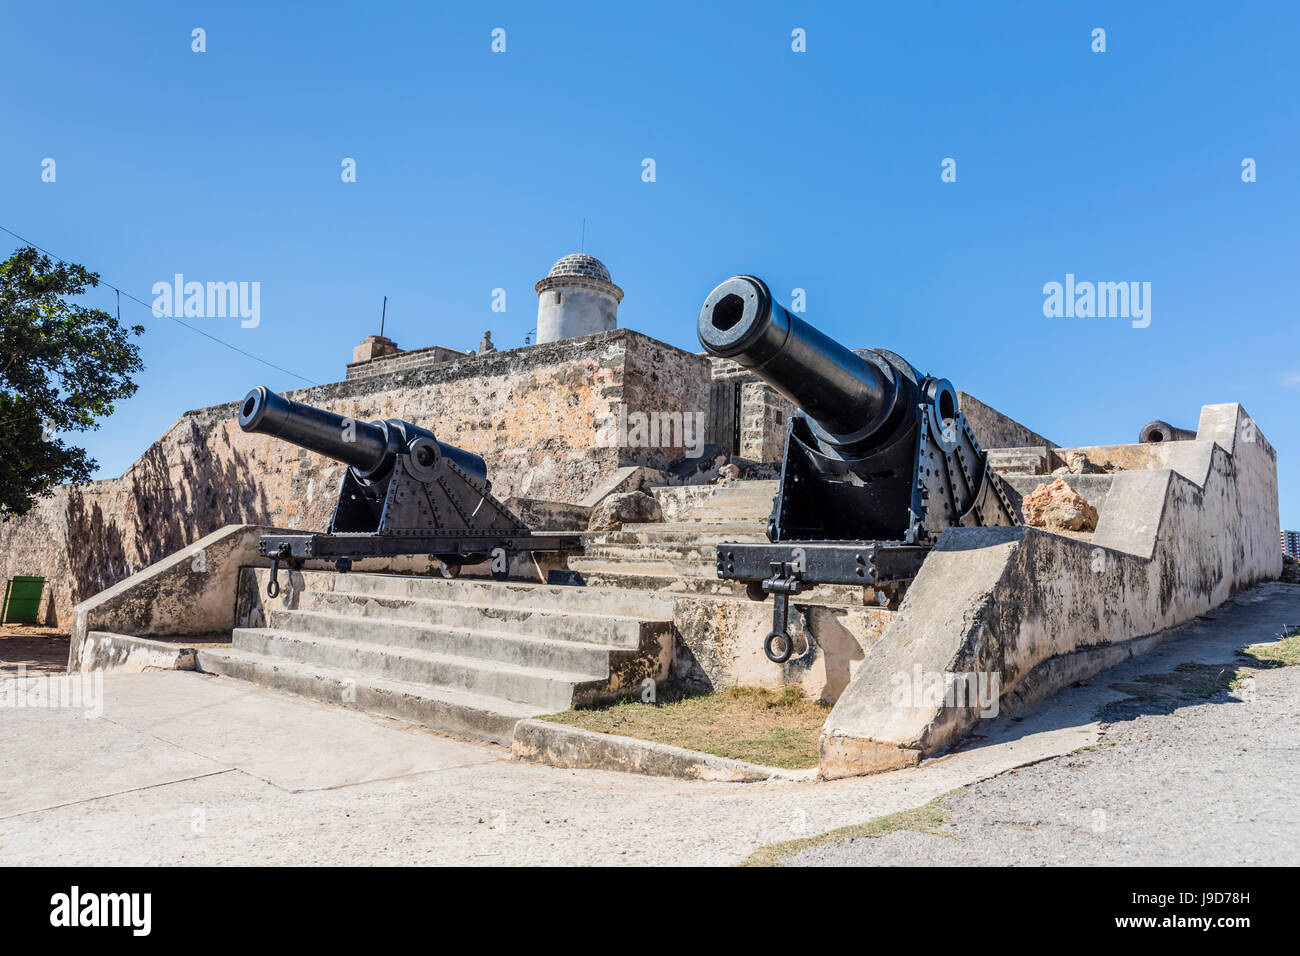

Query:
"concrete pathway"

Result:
[[1, 581, 1295, 866], [786, 583, 1300, 866]]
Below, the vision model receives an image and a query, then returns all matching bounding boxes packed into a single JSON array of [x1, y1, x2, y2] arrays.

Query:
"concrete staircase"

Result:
[[570, 482, 775, 596], [199, 478, 887, 740], [571, 480, 881, 606], [985, 445, 1059, 476], [198, 571, 674, 744]]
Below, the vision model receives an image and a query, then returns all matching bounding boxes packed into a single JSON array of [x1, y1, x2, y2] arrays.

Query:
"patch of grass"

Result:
[[1238, 633, 1300, 668], [541, 684, 829, 769], [740, 798, 954, 867], [1110, 661, 1238, 701], [1174, 662, 1238, 698]]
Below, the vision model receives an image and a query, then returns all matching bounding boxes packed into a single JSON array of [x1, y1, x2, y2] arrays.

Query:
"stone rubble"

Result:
[[586, 491, 665, 531], [1022, 478, 1100, 532]]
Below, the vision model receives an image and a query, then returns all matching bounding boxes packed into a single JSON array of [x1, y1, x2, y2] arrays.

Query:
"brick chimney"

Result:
[[352, 334, 402, 364]]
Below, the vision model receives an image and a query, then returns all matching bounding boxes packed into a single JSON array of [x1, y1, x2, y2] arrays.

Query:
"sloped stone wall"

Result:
[[821, 404, 1281, 777]]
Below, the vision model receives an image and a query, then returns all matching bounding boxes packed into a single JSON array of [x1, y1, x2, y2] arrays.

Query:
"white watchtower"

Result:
[[534, 254, 623, 344]]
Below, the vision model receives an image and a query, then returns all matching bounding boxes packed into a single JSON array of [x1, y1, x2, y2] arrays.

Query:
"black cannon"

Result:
[[1139, 420, 1196, 443], [237, 386, 580, 593], [697, 277, 1019, 661]]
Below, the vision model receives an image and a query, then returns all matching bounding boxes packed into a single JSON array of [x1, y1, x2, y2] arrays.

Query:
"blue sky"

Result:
[[4, 1, 1298, 526]]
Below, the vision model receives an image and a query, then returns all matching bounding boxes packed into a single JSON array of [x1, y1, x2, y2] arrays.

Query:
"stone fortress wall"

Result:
[[0, 248, 1057, 628], [0, 321, 1050, 628], [0, 329, 710, 625]]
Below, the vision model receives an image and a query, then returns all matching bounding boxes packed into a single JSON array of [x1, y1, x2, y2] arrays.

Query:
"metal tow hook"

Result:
[[267, 543, 292, 598], [765, 592, 795, 663], [762, 561, 804, 664]]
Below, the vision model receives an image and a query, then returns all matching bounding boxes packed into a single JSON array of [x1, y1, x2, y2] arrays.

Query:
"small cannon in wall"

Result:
[[696, 276, 1019, 662], [237, 386, 580, 593], [1139, 420, 1196, 443]]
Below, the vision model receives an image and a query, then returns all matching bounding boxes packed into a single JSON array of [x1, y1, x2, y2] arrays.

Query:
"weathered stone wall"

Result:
[[345, 344, 468, 382], [957, 391, 1056, 449], [738, 381, 790, 461], [821, 403, 1281, 777], [1, 322, 1051, 629], [68, 524, 271, 670], [612, 333, 713, 470], [0, 329, 712, 626], [670, 594, 895, 703]]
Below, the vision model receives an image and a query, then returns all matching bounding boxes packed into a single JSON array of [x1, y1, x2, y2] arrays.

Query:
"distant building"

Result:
[[1282, 529, 1300, 558]]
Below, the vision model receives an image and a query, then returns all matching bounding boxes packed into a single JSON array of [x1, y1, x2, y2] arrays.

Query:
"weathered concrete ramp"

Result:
[[821, 403, 1281, 777]]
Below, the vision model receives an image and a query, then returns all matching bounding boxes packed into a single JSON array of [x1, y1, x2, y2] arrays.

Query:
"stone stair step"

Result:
[[593, 531, 767, 548], [195, 648, 542, 744], [986, 446, 1055, 476], [580, 542, 708, 554], [575, 555, 726, 572], [609, 521, 767, 535], [230, 628, 604, 711], [649, 482, 779, 522], [268, 608, 631, 673], [568, 565, 754, 597], [567, 559, 879, 605], [295, 590, 660, 648], [570, 559, 719, 582], [311, 572, 674, 619]]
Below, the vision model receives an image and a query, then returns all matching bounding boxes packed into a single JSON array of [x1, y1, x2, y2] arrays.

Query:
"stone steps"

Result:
[[295, 590, 659, 648], [194, 650, 542, 743], [268, 607, 633, 672], [600, 522, 768, 540], [216, 629, 606, 711], [197, 569, 674, 744], [579, 542, 730, 564], [197, 475, 875, 743], [572, 479, 883, 607], [986, 445, 1057, 476], [649, 481, 778, 522], [567, 559, 749, 596], [316, 570, 675, 617]]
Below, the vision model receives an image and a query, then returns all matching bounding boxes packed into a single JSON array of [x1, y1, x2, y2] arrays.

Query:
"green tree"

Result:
[[0, 246, 143, 518]]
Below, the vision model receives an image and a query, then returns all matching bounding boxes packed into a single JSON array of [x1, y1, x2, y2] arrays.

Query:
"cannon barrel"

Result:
[[237, 386, 488, 484], [697, 276, 908, 451], [1139, 420, 1196, 443]]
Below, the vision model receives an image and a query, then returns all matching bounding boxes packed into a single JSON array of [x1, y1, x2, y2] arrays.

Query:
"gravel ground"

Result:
[[785, 656, 1300, 866], [5, 582, 1296, 866]]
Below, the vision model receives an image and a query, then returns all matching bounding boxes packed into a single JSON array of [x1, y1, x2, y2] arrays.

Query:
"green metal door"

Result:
[[1, 576, 44, 624]]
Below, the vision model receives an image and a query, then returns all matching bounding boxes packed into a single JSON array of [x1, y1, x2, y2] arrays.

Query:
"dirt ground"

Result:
[[0, 625, 69, 676]]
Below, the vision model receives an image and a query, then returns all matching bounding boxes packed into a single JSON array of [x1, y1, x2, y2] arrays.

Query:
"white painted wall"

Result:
[[537, 286, 619, 344]]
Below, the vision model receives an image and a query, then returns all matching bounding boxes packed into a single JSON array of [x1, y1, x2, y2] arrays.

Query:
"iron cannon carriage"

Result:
[[697, 276, 1020, 661], [237, 386, 581, 595]]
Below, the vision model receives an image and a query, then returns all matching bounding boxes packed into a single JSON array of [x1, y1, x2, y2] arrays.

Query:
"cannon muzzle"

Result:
[[1139, 420, 1196, 443], [238, 386, 488, 485], [697, 276, 909, 451]]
